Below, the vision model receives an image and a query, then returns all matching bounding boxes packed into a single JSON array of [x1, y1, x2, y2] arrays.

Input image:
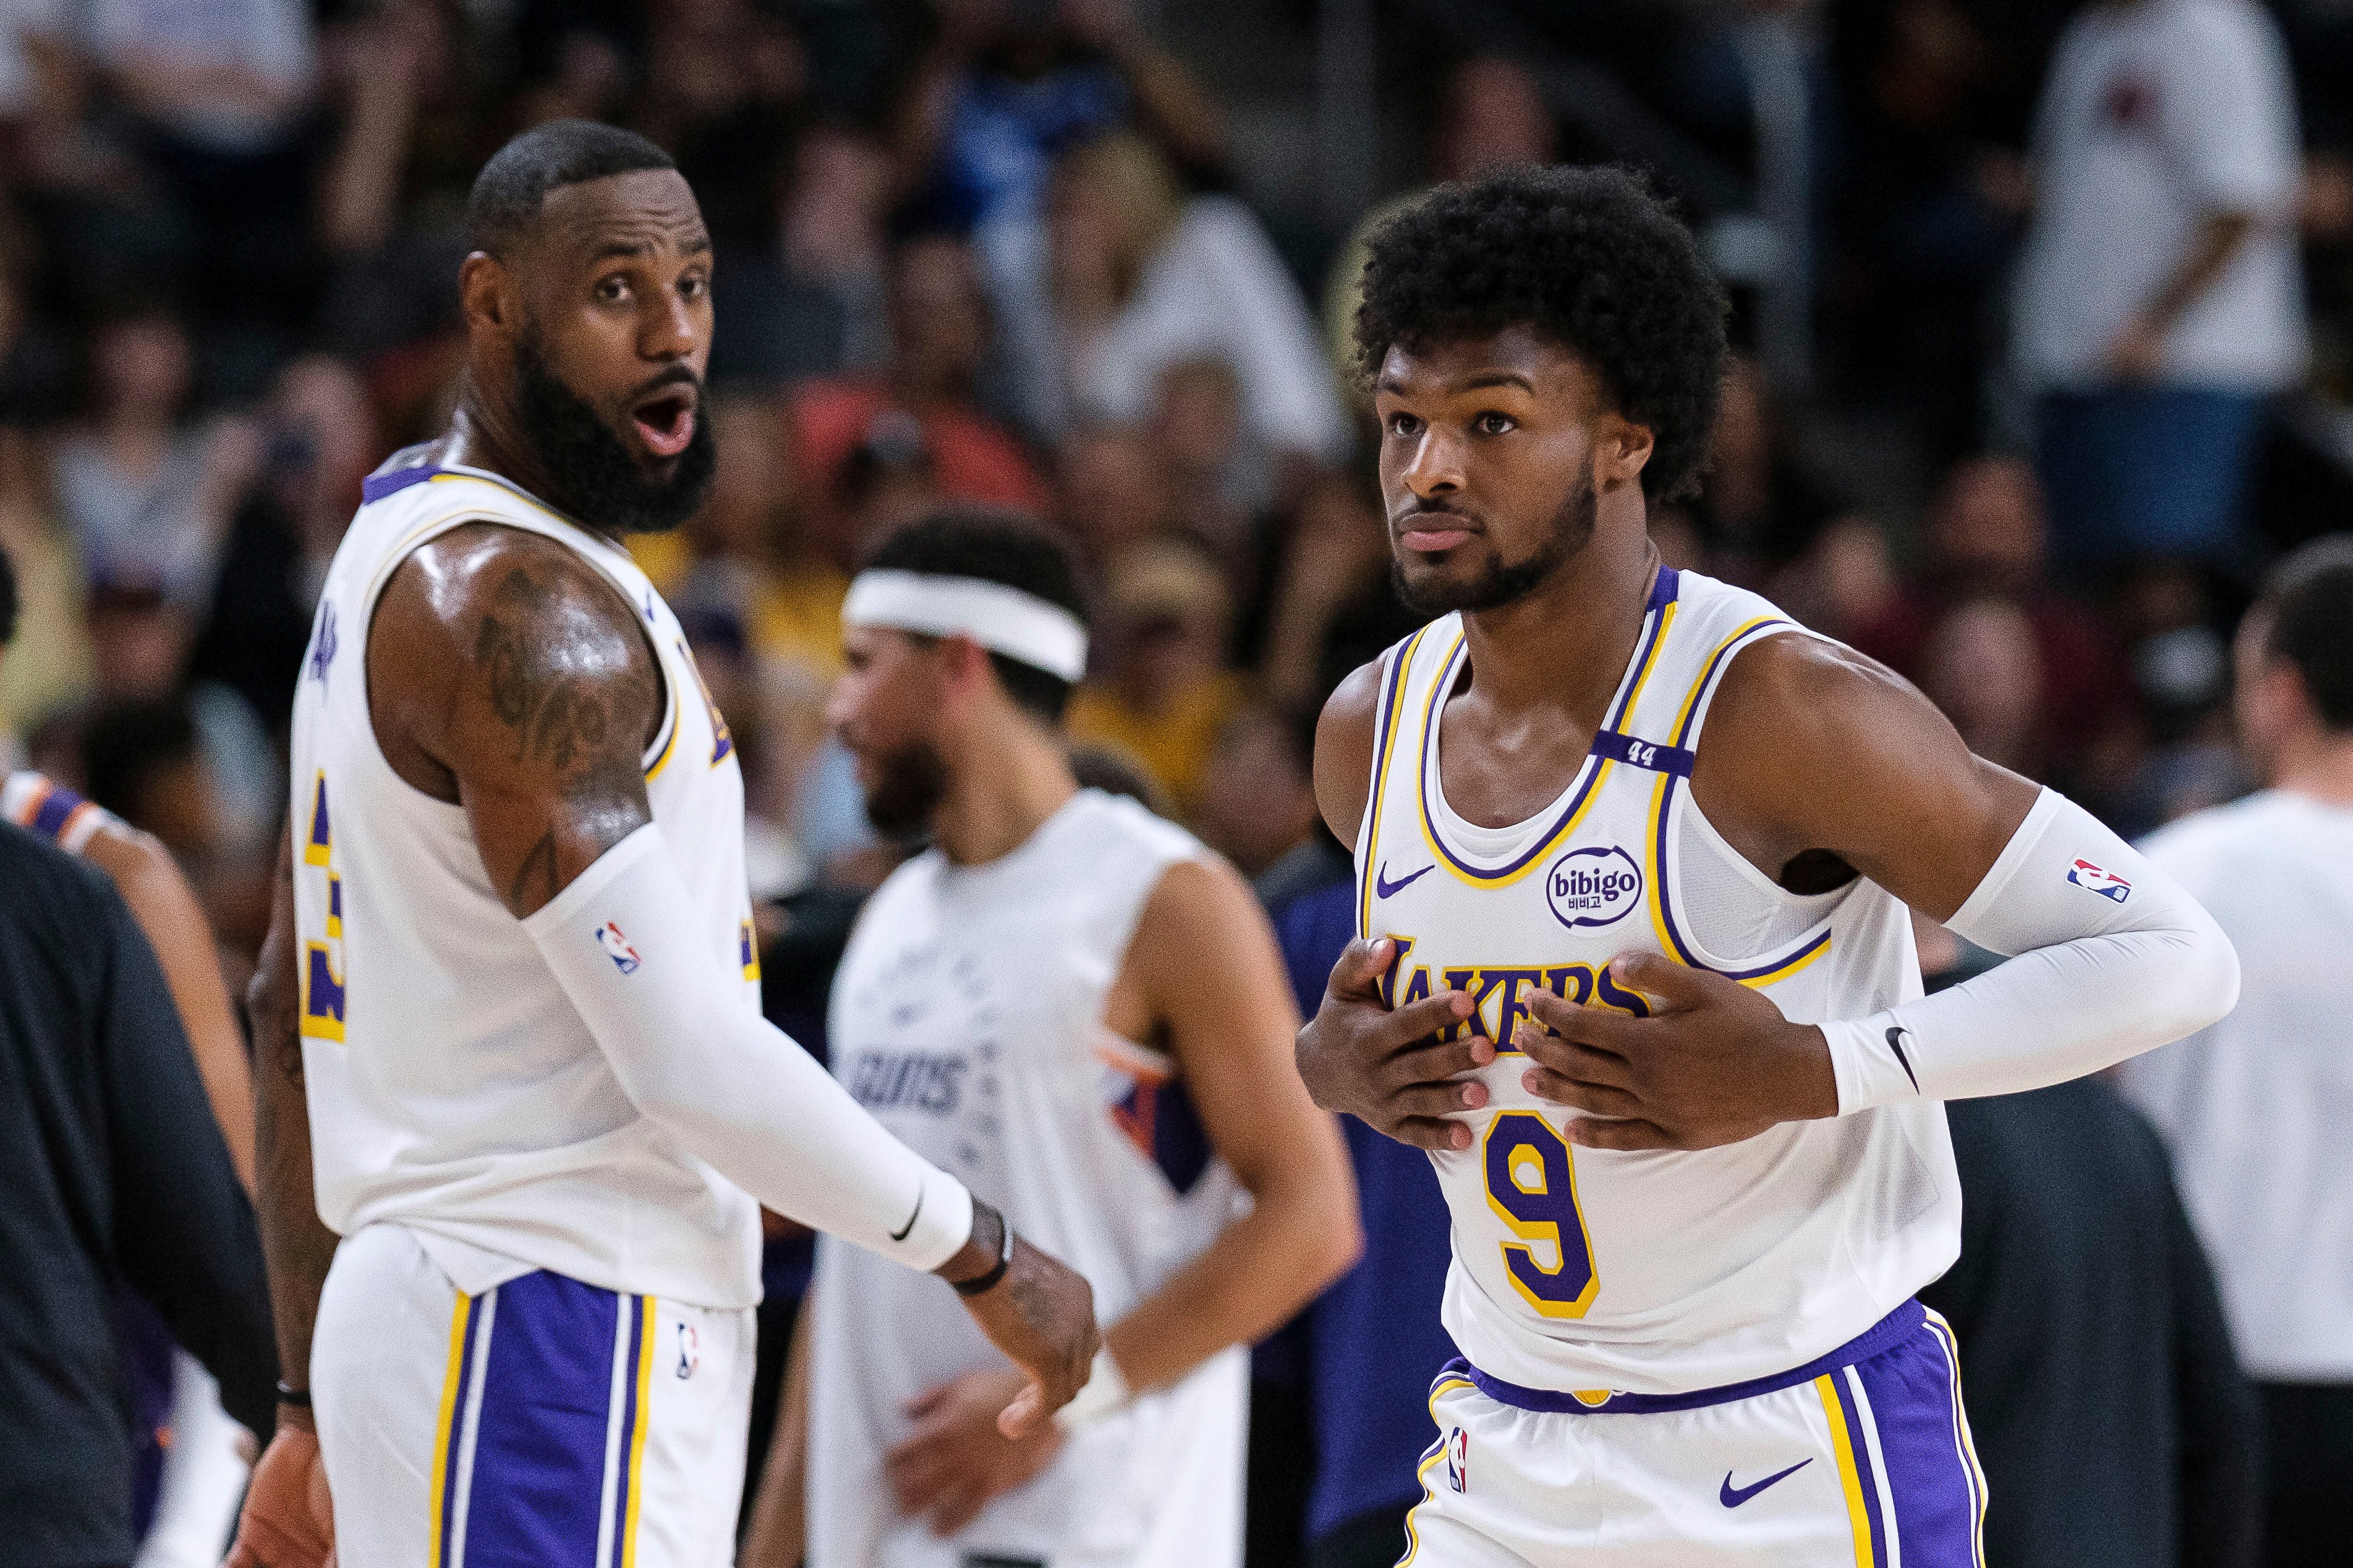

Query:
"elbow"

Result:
[[1295, 1146, 1366, 1294], [2186, 923, 2241, 1036]]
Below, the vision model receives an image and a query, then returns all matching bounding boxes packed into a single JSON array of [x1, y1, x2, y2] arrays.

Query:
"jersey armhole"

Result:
[[354, 512, 679, 805]]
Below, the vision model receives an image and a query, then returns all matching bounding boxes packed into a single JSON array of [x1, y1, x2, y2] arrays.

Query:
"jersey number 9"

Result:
[[1481, 1111, 1599, 1318]]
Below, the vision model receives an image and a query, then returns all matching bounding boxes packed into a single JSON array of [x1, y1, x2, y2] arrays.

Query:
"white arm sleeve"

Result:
[[1821, 789, 2240, 1113], [522, 824, 974, 1271]]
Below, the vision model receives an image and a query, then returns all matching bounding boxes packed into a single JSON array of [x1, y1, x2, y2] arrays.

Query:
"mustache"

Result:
[[629, 364, 702, 401], [1389, 499, 1481, 528]]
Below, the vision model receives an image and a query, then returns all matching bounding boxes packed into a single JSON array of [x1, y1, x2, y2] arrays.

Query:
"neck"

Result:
[[1456, 502, 1661, 722], [447, 378, 606, 538], [2271, 727, 2353, 808], [929, 715, 1079, 867]]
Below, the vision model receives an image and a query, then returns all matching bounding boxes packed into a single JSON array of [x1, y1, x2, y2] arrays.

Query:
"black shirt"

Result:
[[1920, 1080, 2262, 1568], [0, 822, 276, 1566]]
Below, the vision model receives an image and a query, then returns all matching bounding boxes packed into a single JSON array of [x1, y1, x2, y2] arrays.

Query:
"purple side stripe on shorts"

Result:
[[1831, 1368, 1889, 1567], [462, 1271, 622, 1566], [1852, 1317, 1985, 1567]]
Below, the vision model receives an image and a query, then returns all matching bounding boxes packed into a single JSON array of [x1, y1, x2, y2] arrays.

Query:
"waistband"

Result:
[[1442, 1297, 1926, 1415]]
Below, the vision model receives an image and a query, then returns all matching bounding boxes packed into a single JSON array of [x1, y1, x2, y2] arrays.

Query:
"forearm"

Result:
[[250, 983, 339, 1394], [1101, 1163, 1358, 1396], [741, 1303, 812, 1567], [100, 837, 256, 1191], [522, 825, 973, 1268], [1824, 790, 2239, 1111], [2138, 210, 2257, 334]]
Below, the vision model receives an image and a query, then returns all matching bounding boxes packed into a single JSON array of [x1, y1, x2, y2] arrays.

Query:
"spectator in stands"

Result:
[[2118, 538, 2353, 1568], [0, 423, 92, 734], [788, 235, 1050, 567], [1853, 455, 2129, 782], [1056, 422, 1174, 567], [1045, 132, 1349, 474], [1193, 703, 1318, 879], [1066, 535, 1243, 816], [190, 353, 375, 740], [2014, 0, 2306, 568], [53, 305, 255, 608]]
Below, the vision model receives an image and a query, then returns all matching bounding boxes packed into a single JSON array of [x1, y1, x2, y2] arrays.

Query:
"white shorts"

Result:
[[313, 1224, 754, 1568], [1400, 1302, 1986, 1567]]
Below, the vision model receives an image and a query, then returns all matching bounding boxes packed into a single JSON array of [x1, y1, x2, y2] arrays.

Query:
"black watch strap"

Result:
[[951, 1206, 1016, 1297]]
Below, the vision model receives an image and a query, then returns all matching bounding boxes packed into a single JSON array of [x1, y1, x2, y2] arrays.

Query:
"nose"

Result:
[[642, 284, 700, 363], [1399, 426, 1463, 504], [822, 676, 857, 737]]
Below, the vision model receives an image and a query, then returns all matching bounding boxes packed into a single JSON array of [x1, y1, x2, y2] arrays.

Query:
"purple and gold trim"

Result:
[[1357, 624, 1436, 938], [1415, 567, 1682, 890]]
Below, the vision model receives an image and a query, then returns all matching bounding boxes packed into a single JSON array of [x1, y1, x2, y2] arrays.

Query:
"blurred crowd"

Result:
[[3, 0, 2352, 1564]]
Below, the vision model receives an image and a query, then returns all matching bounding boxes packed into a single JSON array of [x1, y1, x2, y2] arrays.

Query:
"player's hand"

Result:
[[1514, 952, 1839, 1150], [2104, 313, 2166, 383], [1295, 936, 1489, 1151], [228, 1410, 335, 1568], [885, 1367, 1067, 1536], [948, 1221, 1097, 1439]]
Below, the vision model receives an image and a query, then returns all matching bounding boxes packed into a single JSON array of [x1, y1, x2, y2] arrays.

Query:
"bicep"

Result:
[[1703, 638, 2038, 921], [378, 532, 662, 918], [1313, 660, 1383, 850]]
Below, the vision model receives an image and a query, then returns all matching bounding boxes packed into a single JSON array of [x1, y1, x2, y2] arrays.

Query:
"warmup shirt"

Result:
[[289, 453, 766, 1308], [809, 790, 1249, 1568], [1357, 566, 1957, 1397]]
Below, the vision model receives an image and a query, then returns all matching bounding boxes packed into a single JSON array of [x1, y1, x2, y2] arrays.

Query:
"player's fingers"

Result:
[[1525, 988, 1641, 1054], [1564, 1116, 1676, 1151], [997, 1379, 1046, 1439], [1514, 1027, 1636, 1087], [1374, 987, 1477, 1051], [1325, 936, 1395, 1001], [1611, 952, 1710, 1010], [1387, 1079, 1487, 1121], [901, 1384, 952, 1420], [1519, 1065, 1641, 1117], [1387, 1114, 1474, 1152], [1381, 1012, 1491, 1083]]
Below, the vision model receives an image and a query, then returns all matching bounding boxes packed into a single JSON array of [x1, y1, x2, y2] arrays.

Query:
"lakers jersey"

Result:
[[1357, 566, 1959, 1395], [287, 452, 765, 1309]]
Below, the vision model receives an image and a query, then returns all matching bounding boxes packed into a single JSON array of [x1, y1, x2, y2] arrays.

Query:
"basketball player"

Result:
[[228, 123, 1097, 1568], [741, 511, 1359, 1568], [1294, 165, 2241, 1566]]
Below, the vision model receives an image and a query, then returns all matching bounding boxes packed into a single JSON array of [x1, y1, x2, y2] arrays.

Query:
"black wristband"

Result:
[[276, 1380, 313, 1408], [950, 1204, 1015, 1297]]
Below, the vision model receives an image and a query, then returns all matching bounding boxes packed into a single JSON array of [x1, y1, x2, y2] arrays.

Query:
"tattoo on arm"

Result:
[[508, 829, 563, 913], [474, 567, 655, 798]]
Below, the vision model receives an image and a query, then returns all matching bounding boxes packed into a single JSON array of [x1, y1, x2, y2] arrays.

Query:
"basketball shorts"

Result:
[[313, 1223, 754, 1568], [1399, 1301, 1985, 1567]]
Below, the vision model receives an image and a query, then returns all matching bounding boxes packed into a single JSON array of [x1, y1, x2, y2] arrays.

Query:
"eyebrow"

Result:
[[588, 232, 713, 263], [1373, 370, 1535, 397]]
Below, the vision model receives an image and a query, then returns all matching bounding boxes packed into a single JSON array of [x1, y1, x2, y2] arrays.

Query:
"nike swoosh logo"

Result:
[[889, 1189, 924, 1243], [1886, 1026, 1921, 1093], [1720, 1457, 1811, 1507], [1376, 862, 1434, 899]]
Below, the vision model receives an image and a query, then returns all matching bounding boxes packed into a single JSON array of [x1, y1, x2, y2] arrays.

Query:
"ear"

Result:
[[459, 252, 516, 337], [1593, 412, 1654, 492]]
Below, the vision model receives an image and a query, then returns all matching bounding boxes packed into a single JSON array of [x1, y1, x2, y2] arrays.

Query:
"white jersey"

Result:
[[288, 453, 765, 1309], [2118, 789, 2353, 1381], [1358, 566, 1959, 1396], [809, 790, 1248, 1568]]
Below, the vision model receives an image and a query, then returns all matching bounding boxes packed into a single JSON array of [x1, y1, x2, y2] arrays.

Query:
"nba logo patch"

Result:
[[2067, 858, 2132, 903], [596, 921, 642, 974], [1444, 1427, 1469, 1494], [676, 1322, 699, 1380]]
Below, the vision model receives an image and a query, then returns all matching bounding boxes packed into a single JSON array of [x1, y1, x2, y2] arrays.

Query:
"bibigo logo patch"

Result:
[[1545, 845, 1644, 930]]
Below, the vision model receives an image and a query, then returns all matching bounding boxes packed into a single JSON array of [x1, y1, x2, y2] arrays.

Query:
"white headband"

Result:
[[842, 569, 1090, 683]]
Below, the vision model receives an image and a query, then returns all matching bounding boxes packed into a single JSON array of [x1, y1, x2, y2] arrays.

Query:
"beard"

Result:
[[858, 736, 951, 839], [513, 328, 715, 536], [1392, 473, 1598, 617]]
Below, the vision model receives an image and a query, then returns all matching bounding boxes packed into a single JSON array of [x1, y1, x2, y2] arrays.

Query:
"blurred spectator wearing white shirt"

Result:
[[2013, 0, 2305, 568], [2117, 537, 2353, 1568]]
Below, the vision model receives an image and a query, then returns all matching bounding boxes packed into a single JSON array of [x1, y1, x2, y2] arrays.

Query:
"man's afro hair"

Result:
[[1354, 164, 1729, 503]]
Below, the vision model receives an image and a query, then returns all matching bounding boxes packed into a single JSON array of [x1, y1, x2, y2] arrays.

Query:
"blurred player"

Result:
[[231, 122, 1097, 1568], [1295, 166, 2240, 1566], [745, 511, 1358, 1568], [1, 542, 259, 1560]]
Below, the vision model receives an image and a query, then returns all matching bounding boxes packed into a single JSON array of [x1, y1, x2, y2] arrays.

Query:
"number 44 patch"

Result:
[[1445, 1426, 1470, 1494]]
